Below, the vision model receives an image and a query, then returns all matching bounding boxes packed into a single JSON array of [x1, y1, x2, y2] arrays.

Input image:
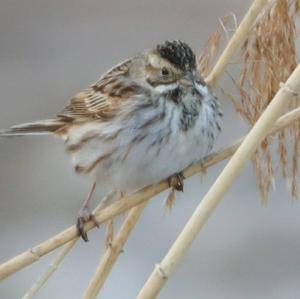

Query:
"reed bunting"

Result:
[[0, 40, 222, 241]]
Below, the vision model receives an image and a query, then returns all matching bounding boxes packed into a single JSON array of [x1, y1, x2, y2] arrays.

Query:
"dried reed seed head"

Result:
[[199, 1, 299, 200], [165, 188, 176, 210], [234, 0, 299, 200], [198, 14, 237, 77], [296, 0, 300, 14]]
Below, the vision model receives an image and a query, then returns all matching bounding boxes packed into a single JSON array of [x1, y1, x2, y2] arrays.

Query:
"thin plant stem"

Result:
[[20, 194, 116, 299], [22, 239, 77, 299], [206, 0, 269, 86], [81, 202, 148, 299]]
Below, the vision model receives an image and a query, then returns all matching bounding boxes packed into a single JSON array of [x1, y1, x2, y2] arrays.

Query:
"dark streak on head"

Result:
[[157, 40, 196, 72]]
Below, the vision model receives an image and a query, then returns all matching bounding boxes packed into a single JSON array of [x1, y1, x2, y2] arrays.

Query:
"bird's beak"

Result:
[[180, 71, 207, 97], [179, 71, 196, 87]]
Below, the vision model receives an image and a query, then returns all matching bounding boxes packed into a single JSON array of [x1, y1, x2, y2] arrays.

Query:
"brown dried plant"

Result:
[[227, 0, 300, 200], [198, 14, 238, 76]]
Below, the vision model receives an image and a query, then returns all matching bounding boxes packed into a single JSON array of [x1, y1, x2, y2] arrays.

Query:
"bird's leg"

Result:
[[77, 182, 98, 242], [168, 172, 185, 192], [166, 172, 185, 209]]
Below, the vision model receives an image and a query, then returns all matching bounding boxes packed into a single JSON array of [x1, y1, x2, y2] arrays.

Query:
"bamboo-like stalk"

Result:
[[20, 195, 115, 299], [22, 239, 77, 299], [81, 202, 148, 299], [135, 67, 300, 299], [206, 0, 269, 86], [0, 106, 299, 281]]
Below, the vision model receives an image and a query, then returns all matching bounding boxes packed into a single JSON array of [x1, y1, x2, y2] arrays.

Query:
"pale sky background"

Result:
[[1, 1, 300, 298]]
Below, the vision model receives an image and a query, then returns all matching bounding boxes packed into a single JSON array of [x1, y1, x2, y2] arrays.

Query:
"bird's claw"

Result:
[[168, 172, 185, 192], [76, 217, 89, 242], [76, 207, 99, 242]]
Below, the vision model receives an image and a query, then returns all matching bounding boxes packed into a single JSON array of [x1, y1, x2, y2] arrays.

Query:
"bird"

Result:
[[0, 40, 222, 241]]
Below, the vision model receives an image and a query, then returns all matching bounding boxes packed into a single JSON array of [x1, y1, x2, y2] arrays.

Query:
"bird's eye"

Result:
[[161, 67, 169, 77]]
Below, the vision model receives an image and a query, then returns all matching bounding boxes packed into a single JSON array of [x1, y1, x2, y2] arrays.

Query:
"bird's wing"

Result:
[[58, 58, 142, 121]]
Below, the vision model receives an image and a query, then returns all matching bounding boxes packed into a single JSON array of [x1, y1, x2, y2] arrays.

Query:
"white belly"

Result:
[[66, 92, 221, 193]]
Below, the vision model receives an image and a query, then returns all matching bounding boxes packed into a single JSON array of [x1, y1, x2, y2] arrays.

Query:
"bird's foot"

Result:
[[76, 207, 99, 242], [168, 172, 185, 192]]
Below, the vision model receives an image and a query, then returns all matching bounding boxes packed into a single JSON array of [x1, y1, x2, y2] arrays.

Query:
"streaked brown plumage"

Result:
[[0, 41, 222, 241]]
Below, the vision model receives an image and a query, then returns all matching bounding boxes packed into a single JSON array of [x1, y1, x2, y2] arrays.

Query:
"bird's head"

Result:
[[142, 40, 206, 96]]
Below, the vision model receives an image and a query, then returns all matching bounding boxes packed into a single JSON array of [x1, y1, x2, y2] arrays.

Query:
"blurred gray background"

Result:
[[1, 0, 300, 298]]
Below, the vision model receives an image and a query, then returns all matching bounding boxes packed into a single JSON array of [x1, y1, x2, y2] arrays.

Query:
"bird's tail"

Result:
[[0, 119, 65, 136]]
